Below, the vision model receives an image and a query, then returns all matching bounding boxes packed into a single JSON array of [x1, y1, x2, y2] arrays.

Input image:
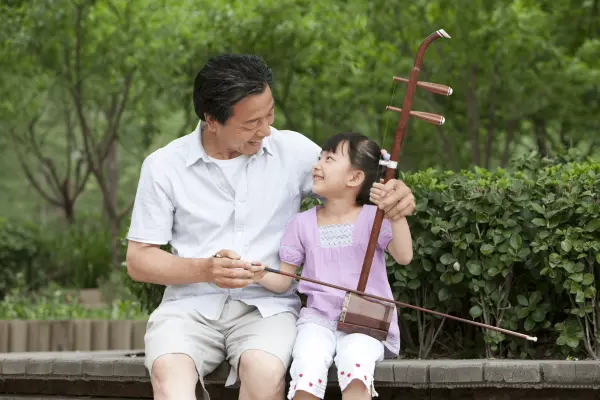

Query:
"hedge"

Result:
[[123, 154, 599, 360]]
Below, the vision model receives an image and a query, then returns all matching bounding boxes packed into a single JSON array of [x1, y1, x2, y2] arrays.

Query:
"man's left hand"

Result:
[[370, 179, 415, 220]]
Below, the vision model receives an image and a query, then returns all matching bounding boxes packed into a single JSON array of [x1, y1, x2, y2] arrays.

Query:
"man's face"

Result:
[[205, 85, 275, 156]]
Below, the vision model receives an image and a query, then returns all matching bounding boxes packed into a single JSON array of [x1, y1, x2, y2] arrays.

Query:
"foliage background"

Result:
[[0, 0, 598, 360]]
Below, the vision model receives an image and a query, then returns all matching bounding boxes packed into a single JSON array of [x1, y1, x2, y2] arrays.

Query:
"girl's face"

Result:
[[312, 141, 365, 199]]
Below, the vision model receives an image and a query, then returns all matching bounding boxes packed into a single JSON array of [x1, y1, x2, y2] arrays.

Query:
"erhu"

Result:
[[265, 29, 538, 343]]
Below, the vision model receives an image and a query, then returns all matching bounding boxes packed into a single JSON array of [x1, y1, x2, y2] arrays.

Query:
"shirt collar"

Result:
[[186, 121, 274, 167]]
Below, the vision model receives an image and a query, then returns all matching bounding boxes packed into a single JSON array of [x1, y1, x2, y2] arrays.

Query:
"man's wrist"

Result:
[[190, 257, 212, 283]]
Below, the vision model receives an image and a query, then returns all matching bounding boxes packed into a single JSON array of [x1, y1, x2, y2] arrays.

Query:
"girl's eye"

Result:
[[327, 156, 334, 161]]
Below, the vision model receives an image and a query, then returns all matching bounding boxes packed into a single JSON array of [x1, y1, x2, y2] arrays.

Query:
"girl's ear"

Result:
[[347, 169, 365, 188]]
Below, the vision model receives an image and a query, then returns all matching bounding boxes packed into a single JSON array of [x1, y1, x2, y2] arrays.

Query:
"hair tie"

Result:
[[379, 149, 397, 169]]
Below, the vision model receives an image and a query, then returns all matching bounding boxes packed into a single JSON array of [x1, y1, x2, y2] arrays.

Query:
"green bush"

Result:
[[0, 217, 49, 298], [121, 156, 599, 360], [0, 216, 113, 297], [396, 154, 599, 360], [0, 276, 147, 320], [40, 220, 113, 289]]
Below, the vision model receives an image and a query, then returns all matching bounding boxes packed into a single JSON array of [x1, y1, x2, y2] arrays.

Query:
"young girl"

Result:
[[256, 132, 413, 399]]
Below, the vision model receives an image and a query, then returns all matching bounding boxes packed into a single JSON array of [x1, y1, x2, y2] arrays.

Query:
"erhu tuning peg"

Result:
[[385, 106, 445, 125], [393, 76, 453, 96]]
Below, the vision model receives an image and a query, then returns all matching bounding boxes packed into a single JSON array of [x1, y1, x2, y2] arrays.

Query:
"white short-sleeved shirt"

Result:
[[126, 121, 321, 320]]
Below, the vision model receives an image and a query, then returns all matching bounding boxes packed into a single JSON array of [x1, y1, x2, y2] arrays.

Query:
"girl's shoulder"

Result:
[[287, 205, 318, 228], [361, 204, 378, 218]]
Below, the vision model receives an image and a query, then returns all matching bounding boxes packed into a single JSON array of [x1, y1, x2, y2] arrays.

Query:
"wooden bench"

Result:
[[0, 350, 599, 399]]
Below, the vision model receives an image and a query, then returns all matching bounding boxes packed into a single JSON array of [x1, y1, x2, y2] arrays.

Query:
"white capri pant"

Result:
[[287, 322, 385, 399]]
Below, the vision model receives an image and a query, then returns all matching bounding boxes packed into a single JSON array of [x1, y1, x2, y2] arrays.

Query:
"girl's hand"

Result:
[[250, 262, 267, 283]]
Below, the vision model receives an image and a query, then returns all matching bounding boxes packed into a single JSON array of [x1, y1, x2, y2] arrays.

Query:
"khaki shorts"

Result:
[[144, 299, 297, 398]]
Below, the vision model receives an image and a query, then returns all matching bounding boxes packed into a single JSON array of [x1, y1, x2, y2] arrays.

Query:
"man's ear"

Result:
[[347, 169, 365, 188], [204, 114, 219, 132]]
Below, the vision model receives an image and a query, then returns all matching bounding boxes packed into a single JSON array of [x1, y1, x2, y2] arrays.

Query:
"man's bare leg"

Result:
[[151, 354, 199, 400], [238, 350, 286, 400]]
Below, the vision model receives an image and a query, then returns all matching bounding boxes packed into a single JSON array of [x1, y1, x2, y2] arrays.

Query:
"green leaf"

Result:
[[438, 288, 450, 302], [529, 292, 542, 306], [517, 295, 529, 306], [517, 307, 530, 318], [518, 247, 531, 257], [524, 317, 535, 331], [509, 233, 522, 250], [465, 233, 476, 244], [582, 273, 594, 285], [532, 218, 547, 227], [567, 338, 580, 349], [407, 279, 421, 290], [584, 219, 600, 232], [440, 253, 456, 265], [467, 261, 482, 276], [531, 309, 546, 322], [451, 272, 464, 284], [560, 239, 573, 253], [422, 259, 433, 272], [469, 305, 483, 318], [529, 203, 545, 214], [480, 244, 495, 255]]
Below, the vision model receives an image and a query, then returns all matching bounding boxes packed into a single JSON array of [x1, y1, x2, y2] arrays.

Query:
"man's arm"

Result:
[[126, 241, 260, 287]]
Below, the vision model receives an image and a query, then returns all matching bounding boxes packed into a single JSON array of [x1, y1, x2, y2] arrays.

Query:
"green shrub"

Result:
[[396, 155, 599, 360], [0, 276, 147, 320], [0, 217, 49, 298], [122, 157, 599, 360], [41, 220, 113, 289], [0, 216, 113, 297]]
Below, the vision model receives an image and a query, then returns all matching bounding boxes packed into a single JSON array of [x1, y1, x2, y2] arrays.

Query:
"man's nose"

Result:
[[257, 118, 271, 137]]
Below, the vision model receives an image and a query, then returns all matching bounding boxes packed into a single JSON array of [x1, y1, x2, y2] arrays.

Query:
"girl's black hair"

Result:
[[321, 132, 386, 205]]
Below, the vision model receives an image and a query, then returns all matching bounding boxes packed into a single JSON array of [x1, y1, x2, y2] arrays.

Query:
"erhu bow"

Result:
[[266, 29, 537, 343]]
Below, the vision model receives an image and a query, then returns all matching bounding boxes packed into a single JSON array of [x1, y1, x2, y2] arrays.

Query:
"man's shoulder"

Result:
[[268, 126, 320, 154], [142, 133, 192, 170]]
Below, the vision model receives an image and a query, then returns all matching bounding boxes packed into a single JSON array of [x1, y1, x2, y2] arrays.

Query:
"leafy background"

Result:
[[0, 0, 599, 360]]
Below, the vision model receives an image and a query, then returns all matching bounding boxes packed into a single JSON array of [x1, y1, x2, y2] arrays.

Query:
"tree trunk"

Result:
[[532, 117, 549, 157], [466, 65, 481, 166], [105, 140, 121, 267]]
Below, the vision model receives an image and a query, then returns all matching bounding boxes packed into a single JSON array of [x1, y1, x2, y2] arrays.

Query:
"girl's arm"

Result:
[[255, 262, 298, 293], [386, 217, 413, 265]]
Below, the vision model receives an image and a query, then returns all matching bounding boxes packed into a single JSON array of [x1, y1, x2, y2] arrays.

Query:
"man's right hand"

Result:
[[208, 249, 264, 288]]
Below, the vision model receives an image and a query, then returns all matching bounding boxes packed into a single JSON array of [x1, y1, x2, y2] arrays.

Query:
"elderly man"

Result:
[[125, 54, 415, 400]]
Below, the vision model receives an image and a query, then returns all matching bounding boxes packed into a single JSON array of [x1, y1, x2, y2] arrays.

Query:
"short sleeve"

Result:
[[378, 218, 393, 251], [279, 214, 305, 266], [126, 154, 174, 245]]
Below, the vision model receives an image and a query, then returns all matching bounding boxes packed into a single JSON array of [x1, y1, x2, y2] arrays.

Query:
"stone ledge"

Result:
[[0, 351, 599, 398]]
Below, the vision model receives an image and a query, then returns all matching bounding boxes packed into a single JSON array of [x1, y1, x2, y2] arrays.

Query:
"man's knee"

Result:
[[151, 354, 199, 400], [239, 350, 286, 389]]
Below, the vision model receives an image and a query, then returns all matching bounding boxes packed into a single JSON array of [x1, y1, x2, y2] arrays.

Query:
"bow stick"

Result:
[[263, 266, 537, 342]]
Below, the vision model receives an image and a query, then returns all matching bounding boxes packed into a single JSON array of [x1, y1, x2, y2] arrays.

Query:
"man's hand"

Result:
[[209, 249, 264, 289], [370, 179, 416, 221], [251, 265, 267, 283]]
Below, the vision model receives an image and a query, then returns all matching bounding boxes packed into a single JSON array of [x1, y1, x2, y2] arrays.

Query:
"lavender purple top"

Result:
[[279, 204, 401, 358]]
